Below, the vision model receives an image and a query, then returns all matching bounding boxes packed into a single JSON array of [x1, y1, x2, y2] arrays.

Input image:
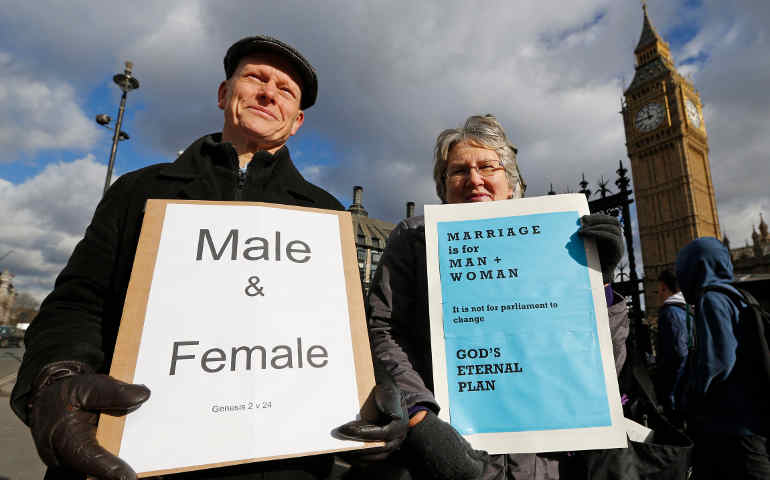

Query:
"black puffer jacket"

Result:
[[367, 215, 630, 480], [12, 134, 344, 480]]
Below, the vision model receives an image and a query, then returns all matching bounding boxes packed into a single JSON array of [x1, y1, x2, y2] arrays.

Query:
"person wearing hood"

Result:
[[655, 269, 689, 416], [675, 237, 769, 479]]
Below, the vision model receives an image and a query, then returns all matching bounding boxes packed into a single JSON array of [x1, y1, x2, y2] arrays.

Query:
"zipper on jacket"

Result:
[[235, 168, 246, 201]]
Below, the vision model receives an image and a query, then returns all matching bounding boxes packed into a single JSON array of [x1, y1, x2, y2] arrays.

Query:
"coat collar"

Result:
[[158, 133, 236, 179], [157, 133, 318, 204]]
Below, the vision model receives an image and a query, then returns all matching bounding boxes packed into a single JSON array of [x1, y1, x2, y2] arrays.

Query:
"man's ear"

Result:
[[217, 81, 228, 110], [289, 110, 305, 136]]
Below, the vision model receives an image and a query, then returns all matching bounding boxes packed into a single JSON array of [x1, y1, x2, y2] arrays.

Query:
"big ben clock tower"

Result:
[[622, 3, 720, 318]]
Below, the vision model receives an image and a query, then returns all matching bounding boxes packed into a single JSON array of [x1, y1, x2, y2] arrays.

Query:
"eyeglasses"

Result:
[[446, 161, 505, 181]]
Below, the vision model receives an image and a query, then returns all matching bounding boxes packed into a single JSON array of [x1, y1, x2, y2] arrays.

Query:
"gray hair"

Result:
[[433, 114, 526, 203]]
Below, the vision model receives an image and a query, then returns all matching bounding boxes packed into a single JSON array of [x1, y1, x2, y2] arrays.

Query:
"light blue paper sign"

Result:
[[437, 211, 611, 434]]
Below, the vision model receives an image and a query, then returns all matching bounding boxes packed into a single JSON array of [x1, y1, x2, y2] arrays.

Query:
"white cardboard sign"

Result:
[[97, 200, 377, 477]]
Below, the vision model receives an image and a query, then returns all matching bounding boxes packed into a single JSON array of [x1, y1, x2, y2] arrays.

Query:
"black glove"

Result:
[[28, 361, 151, 480], [579, 214, 624, 284], [403, 411, 486, 479], [335, 361, 409, 461]]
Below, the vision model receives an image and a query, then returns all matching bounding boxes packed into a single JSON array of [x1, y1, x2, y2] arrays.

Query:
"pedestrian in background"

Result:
[[675, 237, 769, 479], [654, 269, 689, 421]]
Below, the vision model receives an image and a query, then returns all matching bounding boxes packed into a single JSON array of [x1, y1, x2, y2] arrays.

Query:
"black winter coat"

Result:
[[12, 134, 345, 480]]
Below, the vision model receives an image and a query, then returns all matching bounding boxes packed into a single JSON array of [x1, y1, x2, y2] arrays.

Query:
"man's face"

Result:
[[658, 282, 671, 303], [445, 141, 512, 204], [218, 53, 304, 149]]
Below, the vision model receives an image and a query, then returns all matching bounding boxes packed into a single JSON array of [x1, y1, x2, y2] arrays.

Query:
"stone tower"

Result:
[[621, 4, 720, 318]]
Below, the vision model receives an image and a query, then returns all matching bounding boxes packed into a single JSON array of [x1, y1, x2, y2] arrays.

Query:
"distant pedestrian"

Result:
[[655, 269, 688, 416], [675, 237, 769, 479]]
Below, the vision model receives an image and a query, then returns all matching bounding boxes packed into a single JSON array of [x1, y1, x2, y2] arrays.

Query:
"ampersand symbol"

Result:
[[245, 276, 264, 297]]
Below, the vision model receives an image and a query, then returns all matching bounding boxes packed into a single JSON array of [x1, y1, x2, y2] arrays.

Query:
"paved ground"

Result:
[[0, 346, 46, 480]]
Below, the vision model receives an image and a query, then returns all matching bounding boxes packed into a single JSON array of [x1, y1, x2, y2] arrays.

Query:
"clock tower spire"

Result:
[[621, 4, 720, 319], [635, 2, 673, 67]]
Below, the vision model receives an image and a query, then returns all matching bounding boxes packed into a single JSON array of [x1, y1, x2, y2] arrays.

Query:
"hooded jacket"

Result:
[[656, 291, 688, 411], [675, 237, 767, 436]]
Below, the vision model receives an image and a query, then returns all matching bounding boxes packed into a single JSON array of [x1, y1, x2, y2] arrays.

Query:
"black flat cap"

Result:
[[224, 35, 318, 110]]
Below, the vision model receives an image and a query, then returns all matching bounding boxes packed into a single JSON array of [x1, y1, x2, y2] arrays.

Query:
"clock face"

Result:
[[685, 99, 701, 128], [634, 102, 665, 132]]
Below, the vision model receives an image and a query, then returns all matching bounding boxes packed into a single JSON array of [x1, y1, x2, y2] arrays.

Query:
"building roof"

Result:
[[635, 4, 663, 53], [625, 4, 677, 94], [346, 186, 396, 249], [353, 216, 395, 250]]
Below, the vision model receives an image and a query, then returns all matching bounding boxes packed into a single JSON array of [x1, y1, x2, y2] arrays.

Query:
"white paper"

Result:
[[624, 417, 654, 443], [119, 203, 363, 472]]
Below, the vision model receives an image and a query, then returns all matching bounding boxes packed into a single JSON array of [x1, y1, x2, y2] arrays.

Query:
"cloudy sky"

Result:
[[0, 0, 768, 303]]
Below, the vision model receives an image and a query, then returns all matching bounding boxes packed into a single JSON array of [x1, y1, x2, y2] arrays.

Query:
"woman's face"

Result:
[[444, 141, 513, 204]]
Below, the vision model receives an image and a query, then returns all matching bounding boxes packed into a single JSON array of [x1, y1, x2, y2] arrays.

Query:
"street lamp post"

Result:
[[100, 61, 139, 196]]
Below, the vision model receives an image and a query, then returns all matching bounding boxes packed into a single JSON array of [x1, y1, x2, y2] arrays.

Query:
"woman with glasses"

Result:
[[360, 114, 629, 479]]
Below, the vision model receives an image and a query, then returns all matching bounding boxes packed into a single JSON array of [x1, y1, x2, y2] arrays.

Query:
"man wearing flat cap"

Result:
[[11, 36, 406, 480]]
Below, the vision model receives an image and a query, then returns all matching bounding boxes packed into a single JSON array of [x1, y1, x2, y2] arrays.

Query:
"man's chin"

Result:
[[239, 123, 282, 141], [241, 116, 275, 131]]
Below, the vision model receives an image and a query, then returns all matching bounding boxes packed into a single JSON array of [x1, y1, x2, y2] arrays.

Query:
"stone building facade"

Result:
[[621, 4, 720, 320], [347, 186, 413, 294], [726, 213, 770, 276]]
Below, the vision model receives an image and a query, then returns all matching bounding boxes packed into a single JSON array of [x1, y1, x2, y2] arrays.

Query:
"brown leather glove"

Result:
[[28, 361, 151, 479]]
